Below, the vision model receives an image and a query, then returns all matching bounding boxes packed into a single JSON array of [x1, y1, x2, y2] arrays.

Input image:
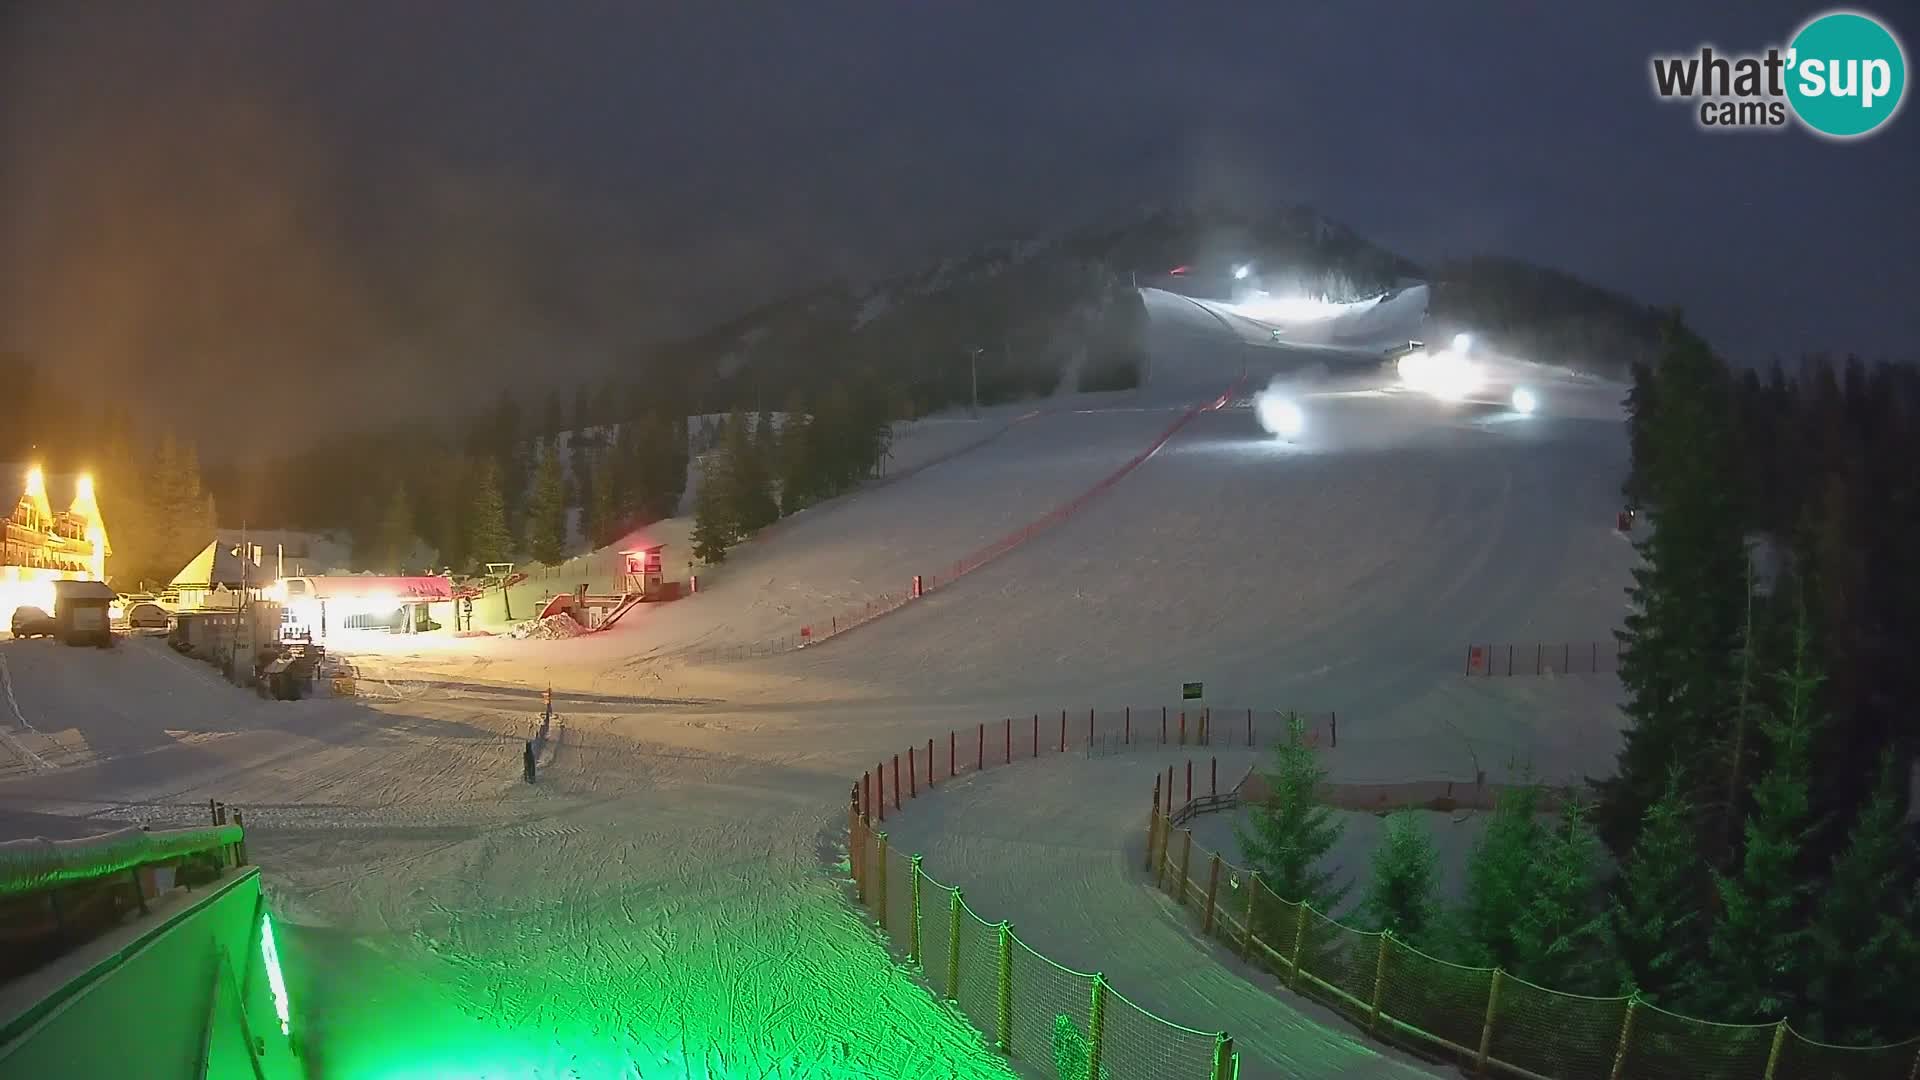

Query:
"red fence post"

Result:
[[1179, 711, 1187, 745], [1089, 707, 1095, 749], [1331, 711, 1338, 748], [1506, 644, 1513, 676], [1005, 718, 1012, 764], [878, 763, 887, 821], [978, 723, 984, 770], [1247, 708, 1254, 748], [893, 755, 902, 809], [1032, 714, 1039, 758], [1536, 643, 1543, 675], [1185, 759, 1192, 804], [1125, 706, 1131, 745], [1563, 642, 1570, 672], [908, 747, 917, 798], [949, 732, 956, 777], [862, 771, 871, 824], [1167, 765, 1174, 810], [1211, 757, 1217, 797], [928, 738, 935, 787], [1060, 709, 1067, 754], [1161, 707, 1168, 744], [1465, 644, 1473, 675], [1592, 641, 1598, 673]]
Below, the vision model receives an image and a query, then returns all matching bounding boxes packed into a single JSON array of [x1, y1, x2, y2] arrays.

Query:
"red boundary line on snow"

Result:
[[804, 373, 1246, 648]]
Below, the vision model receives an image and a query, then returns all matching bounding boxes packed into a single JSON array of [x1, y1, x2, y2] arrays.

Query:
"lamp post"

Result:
[[967, 347, 982, 418]]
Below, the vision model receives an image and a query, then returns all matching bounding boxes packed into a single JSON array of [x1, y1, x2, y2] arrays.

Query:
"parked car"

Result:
[[10, 606, 57, 638], [125, 602, 171, 630]]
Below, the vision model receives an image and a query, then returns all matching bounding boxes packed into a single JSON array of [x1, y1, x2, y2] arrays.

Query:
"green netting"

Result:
[[1487, 976, 1628, 1080], [1100, 982, 1221, 1080], [1374, 939, 1495, 1058], [884, 844, 914, 953], [1296, 908, 1375, 1013], [918, 873, 955, 995], [1007, 935, 1094, 1077], [1139, 798, 1919, 1080], [1620, 1000, 1776, 1080], [1774, 1031, 1920, 1080], [952, 906, 1002, 1044], [1243, 882, 1303, 979]]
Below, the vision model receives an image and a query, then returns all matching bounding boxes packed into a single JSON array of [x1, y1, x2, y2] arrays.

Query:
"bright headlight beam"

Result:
[[1453, 332, 1472, 353], [1512, 387, 1538, 415]]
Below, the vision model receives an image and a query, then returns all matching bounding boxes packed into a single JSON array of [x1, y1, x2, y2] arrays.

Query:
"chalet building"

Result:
[[1, 464, 110, 625]]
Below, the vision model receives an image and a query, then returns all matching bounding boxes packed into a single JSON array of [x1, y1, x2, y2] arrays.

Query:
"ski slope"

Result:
[[0, 285, 1638, 1078]]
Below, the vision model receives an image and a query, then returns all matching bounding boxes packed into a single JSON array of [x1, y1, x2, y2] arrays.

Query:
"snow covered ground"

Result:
[[0, 290, 1637, 1078]]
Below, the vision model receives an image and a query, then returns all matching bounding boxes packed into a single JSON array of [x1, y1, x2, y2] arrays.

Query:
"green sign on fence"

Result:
[[1182, 681, 1203, 700]]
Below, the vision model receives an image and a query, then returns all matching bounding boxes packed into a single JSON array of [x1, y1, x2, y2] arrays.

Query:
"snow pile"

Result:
[[509, 613, 586, 640]]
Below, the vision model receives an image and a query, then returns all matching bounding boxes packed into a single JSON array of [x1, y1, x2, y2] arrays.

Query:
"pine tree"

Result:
[[1362, 811, 1438, 942], [1610, 763, 1710, 1007], [690, 451, 735, 563], [1805, 754, 1920, 1043], [569, 429, 595, 525], [467, 461, 512, 571], [1703, 609, 1821, 1021], [1510, 799, 1613, 994], [1593, 320, 1749, 859], [524, 444, 567, 564], [376, 484, 415, 572], [588, 448, 619, 547], [1457, 780, 1544, 969], [1234, 713, 1347, 911], [725, 407, 778, 534], [779, 393, 815, 515]]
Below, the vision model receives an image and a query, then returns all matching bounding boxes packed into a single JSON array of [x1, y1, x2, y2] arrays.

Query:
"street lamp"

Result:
[[1233, 264, 1252, 280], [967, 346, 982, 417]]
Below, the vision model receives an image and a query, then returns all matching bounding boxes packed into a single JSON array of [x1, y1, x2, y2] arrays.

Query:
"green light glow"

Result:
[[261, 912, 292, 1037]]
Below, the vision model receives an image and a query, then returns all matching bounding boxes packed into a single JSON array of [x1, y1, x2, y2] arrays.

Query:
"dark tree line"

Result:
[[691, 388, 894, 564], [1595, 321, 1920, 1039]]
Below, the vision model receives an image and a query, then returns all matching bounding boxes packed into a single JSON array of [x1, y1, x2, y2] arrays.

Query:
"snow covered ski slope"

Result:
[[0, 286, 1637, 1078]]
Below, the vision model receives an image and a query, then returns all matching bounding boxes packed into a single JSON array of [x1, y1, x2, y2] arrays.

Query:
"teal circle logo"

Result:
[[1786, 10, 1907, 138]]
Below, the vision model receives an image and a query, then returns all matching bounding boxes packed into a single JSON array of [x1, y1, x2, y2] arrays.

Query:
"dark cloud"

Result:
[[3, 2, 1915, 443]]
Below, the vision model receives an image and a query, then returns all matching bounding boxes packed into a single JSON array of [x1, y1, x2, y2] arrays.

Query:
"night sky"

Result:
[[3, 3, 1915, 441]]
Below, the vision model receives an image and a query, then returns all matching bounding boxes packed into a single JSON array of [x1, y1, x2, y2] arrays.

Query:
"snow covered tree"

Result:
[[1703, 610, 1822, 1021], [524, 444, 567, 565], [1510, 799, 1613, 994], [1456, 780, 1544, 969], [1804, 754, 1920, 1043], [1594, 320, 1749, 861], [466, 461, 512, 570], [1610, 762, 1710, 1007], [1362, 811, 1438, 942], [1235, 713, 1346, 911]]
